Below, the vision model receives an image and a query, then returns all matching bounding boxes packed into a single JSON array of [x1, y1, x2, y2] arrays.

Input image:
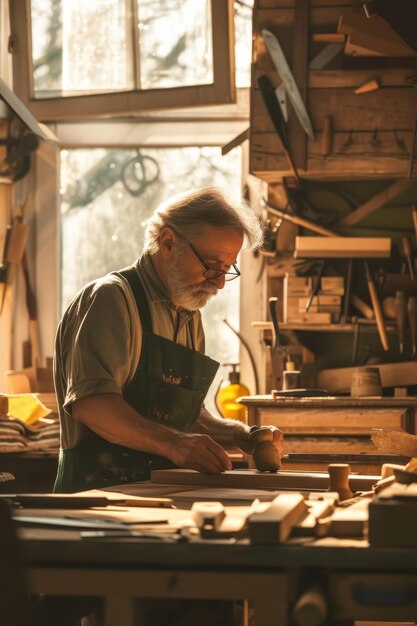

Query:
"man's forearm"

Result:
[[72, 393, 177, 457], [71, 393, 233, 473]]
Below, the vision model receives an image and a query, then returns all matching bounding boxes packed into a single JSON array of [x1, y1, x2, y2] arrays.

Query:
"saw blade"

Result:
[[262, 28, 316, 141]]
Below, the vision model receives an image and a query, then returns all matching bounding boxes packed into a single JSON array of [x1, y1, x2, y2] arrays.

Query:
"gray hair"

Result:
[[143, 187, 263, 254]]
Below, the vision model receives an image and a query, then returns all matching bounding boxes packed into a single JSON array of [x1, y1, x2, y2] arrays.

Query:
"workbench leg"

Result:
[[104, 595, 134, 626], [253, 600, 288, 626]]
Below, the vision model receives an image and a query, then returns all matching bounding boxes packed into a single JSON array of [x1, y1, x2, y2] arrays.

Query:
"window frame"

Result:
[[9, 0, 236, 121]]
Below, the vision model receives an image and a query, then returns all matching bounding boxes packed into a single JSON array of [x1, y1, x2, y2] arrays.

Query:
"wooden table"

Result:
[[18, 481, 417, 626]]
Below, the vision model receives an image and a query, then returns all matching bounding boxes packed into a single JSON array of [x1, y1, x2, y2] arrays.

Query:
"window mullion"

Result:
[[131, 0, 141, 90]]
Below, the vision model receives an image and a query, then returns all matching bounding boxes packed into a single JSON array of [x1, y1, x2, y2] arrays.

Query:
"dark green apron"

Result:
[[54, 266, 219, 493]]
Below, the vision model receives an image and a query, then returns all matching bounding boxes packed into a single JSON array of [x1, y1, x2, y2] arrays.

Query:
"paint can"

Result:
[[350, 366, 382, 397]]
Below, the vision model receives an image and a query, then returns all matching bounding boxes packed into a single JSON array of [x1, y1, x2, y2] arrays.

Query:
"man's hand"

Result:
[[169, 432, 233, 474], [234, 425, 284, 456]]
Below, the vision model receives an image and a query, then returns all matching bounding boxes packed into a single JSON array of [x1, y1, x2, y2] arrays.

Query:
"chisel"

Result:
[[408, 296, 417, 357], [401, 236, 415, 280], [364, 262, 389, 351], [394, 291, 407, 354]]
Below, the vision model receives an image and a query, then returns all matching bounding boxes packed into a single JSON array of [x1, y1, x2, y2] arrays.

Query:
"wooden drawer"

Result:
[[256, 406, 412, 435], [328, 573, 417, 621]]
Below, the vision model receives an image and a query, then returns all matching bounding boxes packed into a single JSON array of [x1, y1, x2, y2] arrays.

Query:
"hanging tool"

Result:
[[262, 29, 316, 141], [257, 74, 300, 181], [412, 204, 417, 243], [364, 261, 389, 351], [394, 291, 408, 354], [351, 316, 362, 365], [309, 42, 344, 70], [264, 200, 338, 237], [401, 236, 415, 280], [407, 92, 417, 179], [340, 259, 353, 324], [268, 297, 286, 390], [408, 296, 417, 357], [305, 262, 325, 312]]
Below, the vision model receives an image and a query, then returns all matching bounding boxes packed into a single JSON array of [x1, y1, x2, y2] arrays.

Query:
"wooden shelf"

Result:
[[252, 321, 397, 333]]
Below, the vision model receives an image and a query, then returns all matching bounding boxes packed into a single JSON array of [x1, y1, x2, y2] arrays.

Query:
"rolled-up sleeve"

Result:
[[60, 282, 136, 410]]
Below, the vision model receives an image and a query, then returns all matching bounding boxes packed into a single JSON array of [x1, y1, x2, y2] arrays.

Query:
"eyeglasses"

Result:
[[187, 241, 241, 282]]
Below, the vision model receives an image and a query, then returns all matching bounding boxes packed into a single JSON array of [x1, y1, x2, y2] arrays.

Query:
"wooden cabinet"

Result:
[[239, 395, 417, 454]]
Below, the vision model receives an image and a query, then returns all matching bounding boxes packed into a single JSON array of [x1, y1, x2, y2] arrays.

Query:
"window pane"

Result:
[[138, 0, 213, 89], [234, 0, 254, 88], [31, 0, 134, 97], [60, 147, 242, 413]]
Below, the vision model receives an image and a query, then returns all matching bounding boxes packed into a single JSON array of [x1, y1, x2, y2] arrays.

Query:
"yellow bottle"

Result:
[[215, 364, 250, 424]]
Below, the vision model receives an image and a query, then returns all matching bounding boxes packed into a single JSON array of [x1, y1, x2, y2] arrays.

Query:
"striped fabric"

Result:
[[0, 416, 60, 453]]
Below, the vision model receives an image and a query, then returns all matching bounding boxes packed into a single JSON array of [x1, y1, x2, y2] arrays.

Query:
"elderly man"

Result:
[[53, 187, 283, 492]]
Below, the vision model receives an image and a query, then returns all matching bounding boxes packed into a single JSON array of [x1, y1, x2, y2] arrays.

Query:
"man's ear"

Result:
[[159, 227, 176, 259]]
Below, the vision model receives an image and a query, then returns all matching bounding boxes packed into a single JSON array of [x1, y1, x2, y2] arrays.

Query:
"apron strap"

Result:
[[116, 266, 153, 334]]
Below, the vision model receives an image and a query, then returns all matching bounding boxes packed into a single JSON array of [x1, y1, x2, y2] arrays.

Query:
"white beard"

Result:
[[166, 252, 218, 310]]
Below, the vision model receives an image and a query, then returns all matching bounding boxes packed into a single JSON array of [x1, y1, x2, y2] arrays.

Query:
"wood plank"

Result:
[[151, 468, 379, 492], [251, 144, 416, 180], [279, 435, 384, 455], [294, 236, 391, 258], [371, 429, 417, 456], [252, 89, 417, 132], [340, 179, 416, 226], [257, 407, 409, 434], [317, 361, 417, 393], [308, 69, 417, 89]]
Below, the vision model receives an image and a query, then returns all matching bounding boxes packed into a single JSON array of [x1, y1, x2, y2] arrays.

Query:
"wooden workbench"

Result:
[[16, 479, 417, 626]]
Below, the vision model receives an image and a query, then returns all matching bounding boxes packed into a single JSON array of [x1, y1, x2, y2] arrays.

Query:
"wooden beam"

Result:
[[291, 0, 310, 171], [340, 179, 416, 226]]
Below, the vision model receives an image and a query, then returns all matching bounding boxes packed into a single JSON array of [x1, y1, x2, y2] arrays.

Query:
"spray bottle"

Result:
[[215, 363, 250, 424]]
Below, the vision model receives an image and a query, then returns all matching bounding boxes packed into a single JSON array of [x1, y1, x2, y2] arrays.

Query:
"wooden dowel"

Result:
[[364, 262, 389, 351]]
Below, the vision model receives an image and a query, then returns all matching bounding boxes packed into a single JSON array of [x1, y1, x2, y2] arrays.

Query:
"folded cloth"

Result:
[[0, 416, 60, 453]]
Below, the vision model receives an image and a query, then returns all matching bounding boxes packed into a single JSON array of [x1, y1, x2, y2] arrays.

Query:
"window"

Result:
[[60, 146, 242, 412], [24, 0, 257, 408], [10, 0, 236, 119]]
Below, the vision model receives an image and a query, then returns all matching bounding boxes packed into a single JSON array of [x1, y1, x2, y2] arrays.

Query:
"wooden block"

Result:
[[295, 236, 391, 258], [286, 276, 312, 288], [327, 499, 369, 538], [317, 361, 417, 393], [292, 498, 335, 537], [354, 79, 380, 94], [321, 277, 344, 293], [371, 429, 417, 457], [298, 295, 341, 307], [248, 493, 308, 544], [369, 496, 417, 547], [286, 312, 332, 324], [338, 4, 417, 57]]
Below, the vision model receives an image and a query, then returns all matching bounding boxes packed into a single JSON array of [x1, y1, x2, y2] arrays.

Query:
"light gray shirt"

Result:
[[54, 253, 205, 448]]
